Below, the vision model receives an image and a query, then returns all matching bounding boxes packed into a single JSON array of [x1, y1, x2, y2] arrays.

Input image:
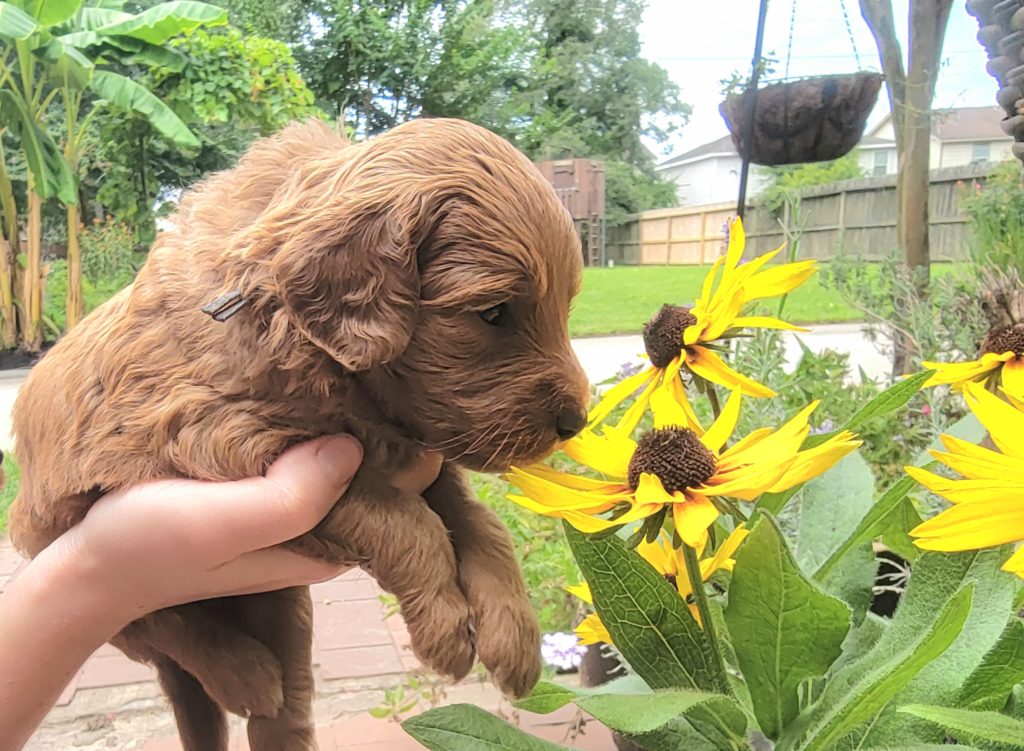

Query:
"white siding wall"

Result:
[[661, 156, 771, 207], [938, 139, 1014, 168], [858, 147, 898, 175]]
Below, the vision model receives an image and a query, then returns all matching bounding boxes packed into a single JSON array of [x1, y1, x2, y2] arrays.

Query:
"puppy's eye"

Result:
[[478, 303, 508, 326]]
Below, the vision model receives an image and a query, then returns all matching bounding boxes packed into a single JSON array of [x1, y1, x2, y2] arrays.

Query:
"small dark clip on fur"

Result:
[[201, 290, 249, 322]]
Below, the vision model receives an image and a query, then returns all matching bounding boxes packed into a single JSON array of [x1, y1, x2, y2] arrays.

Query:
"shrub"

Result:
[[961, 159, 1024, 270]]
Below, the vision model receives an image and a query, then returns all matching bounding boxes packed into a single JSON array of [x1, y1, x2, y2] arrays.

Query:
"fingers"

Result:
[[204, 549, 350, 599], [190, 435, 364, 555]]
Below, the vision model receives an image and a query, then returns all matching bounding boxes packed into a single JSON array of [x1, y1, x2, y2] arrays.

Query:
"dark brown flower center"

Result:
[[982, 324, 1024, 358], [628, 427, 718, 494], [643, 304, 697, 368]]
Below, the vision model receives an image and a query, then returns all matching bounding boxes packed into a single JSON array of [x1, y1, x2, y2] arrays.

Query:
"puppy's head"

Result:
[[244, 118, 589, 470]]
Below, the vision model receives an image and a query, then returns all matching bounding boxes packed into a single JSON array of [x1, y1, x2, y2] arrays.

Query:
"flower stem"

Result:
[[707, 384, 723, 420], [681, 543, 730, 694]]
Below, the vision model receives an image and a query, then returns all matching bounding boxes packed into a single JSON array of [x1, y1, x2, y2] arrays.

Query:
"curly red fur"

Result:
[[9, 118, 588, 751]]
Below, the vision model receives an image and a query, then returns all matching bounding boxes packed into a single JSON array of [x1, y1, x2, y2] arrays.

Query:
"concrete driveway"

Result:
[[0, 323, 887, 454]]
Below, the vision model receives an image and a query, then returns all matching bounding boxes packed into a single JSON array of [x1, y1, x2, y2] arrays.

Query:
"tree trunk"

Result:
[[66, 203, 83, 329], [23, 175, 43, 352], [0, 151, 20, 349], [860, 0, 953, 377]]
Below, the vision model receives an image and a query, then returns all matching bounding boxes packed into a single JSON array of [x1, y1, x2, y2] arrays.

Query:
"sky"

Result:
[[639, 0, 996, 161]]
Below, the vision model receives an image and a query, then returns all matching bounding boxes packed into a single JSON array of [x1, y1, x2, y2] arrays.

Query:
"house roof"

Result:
[[656, 135, 737, 170], [867, 106, 1009, 142]]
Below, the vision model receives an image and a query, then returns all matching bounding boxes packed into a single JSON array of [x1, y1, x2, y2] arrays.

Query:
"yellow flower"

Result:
[[588, 217, 816, 428], [908, 381, 1024, 578], [922, 323, 1024, 403], [569, 526, 749, 644], [506, 387, 861, 548]]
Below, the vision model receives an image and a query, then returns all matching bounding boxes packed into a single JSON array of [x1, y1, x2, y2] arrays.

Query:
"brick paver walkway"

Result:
[[2, 538, 614, 750]]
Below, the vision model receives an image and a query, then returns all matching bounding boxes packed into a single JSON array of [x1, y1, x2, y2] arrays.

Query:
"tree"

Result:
[[87, 25, 318, 240], [0, 0, 225, 347], [519, 0, 689, 222], [859, 0, 954, 373]]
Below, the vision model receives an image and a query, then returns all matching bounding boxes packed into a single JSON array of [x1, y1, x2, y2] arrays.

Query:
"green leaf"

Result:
[[860, 746, 984, 751], [0, 2, 38, 39], [795, 452, 877, 618], [88, 70, 198, 147], [120, 41, 187, 71], [960, 619, 1024, 710], [74, 6, 131, 30], [93, 1, 226, 45], [563, 523, 728, 693], [402, 704, 569, 751], [513, 675, 651, 715], [34, 34, 94, 88], [27, 0, 81, 27], [625, 716, 734, 751], [844, 370, 934, 434], [857, 549, 1021, 746], [576, 690, 742, 735], [0, 90, 77, 204], [813, 475, 917, 583], [776, 584, 973, 751], [512, 681, 575, 714], [898, 705, 1024, 748], [725, 514, 850, 739]]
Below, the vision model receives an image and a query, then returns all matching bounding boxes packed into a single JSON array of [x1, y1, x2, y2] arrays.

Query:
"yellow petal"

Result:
[[673, 495, 719, 548], [904, 466, 1024, 505], [929, 437, 1023, 481], [701, 286, 746, 342], [700, 387, 742, 453], [651, 382, 698, 431], [766, 432, 862, 493], [725, 217, 746, 271], [743, 260, 818, 300], [911, 501, 1024, 550], [566, 582, 593, 604], [575, 614, 613, 646], [685, 345, 775, 398], [588, 366, 658, 428], [1000, 545, 1024, 576], [922, 355, 1006, 389], [964, 381, 1024, 460], [1000, 357, 1024, 403], [614, 375, 661, 435], [505, 468, 629, 510], [635, 472, 675, 505], [730, 315, 809, 333], [562, 429, 636, 479], [509, 463, 625, 492], [636, 537, 676, 577]]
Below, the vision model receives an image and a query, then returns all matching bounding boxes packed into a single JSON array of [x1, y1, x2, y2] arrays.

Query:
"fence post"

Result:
[[837, 187, 847, 252]]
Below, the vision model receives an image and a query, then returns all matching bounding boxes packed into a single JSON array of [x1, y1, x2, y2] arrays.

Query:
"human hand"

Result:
[[40, 436, 443, 630]]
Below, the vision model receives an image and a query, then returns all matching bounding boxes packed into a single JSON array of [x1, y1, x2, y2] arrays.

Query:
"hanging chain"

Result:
[[785, 0, 797, 79], [839, 0, 863, 69]]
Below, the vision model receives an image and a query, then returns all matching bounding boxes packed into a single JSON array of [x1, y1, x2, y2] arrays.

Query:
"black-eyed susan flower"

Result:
[[569, 526, 749, 643], [506, 387, 861, 548], [922, 322, 1024, 402], [908, 381, 1024, 577], [587, 217, 816, 428]]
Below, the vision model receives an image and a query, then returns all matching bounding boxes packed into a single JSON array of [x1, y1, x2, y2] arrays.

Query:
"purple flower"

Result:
[[541, 632, 587, 671], [810, 418, 837, 436], [616, 361, 644, 381]]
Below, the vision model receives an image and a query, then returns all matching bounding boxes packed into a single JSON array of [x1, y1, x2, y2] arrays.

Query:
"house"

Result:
[[656, 106, 1013, 207], [857, 106, 1013, 176], [654, 134, 771, 207]]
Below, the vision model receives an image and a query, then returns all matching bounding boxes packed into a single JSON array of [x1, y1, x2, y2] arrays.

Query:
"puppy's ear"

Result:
[[262, 199, 420, 372]]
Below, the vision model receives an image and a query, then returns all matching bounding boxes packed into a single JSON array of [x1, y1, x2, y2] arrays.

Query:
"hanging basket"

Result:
[[720, 72, 884, 166]]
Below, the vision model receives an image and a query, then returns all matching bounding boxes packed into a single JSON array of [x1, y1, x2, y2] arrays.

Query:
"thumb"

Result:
[[213, 435, 364, 554]]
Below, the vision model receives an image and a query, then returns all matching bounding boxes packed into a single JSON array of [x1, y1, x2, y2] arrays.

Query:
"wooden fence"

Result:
[[607, 163, 997, 265]]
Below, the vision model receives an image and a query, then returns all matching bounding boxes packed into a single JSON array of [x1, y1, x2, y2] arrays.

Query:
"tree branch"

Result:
[[859, 0, 907, 152]]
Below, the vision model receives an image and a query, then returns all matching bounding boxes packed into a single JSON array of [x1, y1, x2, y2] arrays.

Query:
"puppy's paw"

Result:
[[408, 591, 476, 683], [198, 642, 285, 719], [473, 595, 541, 698]]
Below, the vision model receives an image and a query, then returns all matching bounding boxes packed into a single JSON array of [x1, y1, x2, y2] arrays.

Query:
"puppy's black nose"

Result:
[[555, 406, 588, 440]]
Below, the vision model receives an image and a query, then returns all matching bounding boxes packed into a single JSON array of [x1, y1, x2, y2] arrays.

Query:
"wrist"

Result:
[[17, 538, 135, 646]]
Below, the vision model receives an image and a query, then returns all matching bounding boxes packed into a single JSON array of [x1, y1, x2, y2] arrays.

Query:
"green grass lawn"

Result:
[[0, 455, 19, 533], [568, 263, 962, 337]]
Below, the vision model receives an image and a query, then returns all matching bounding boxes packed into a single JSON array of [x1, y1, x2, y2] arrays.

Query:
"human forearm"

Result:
[[0, 545, 124, 751]]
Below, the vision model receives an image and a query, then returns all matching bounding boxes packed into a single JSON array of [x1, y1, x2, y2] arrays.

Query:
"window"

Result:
[[872, 150, 888, 176], [971, 142, 990, 164]]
